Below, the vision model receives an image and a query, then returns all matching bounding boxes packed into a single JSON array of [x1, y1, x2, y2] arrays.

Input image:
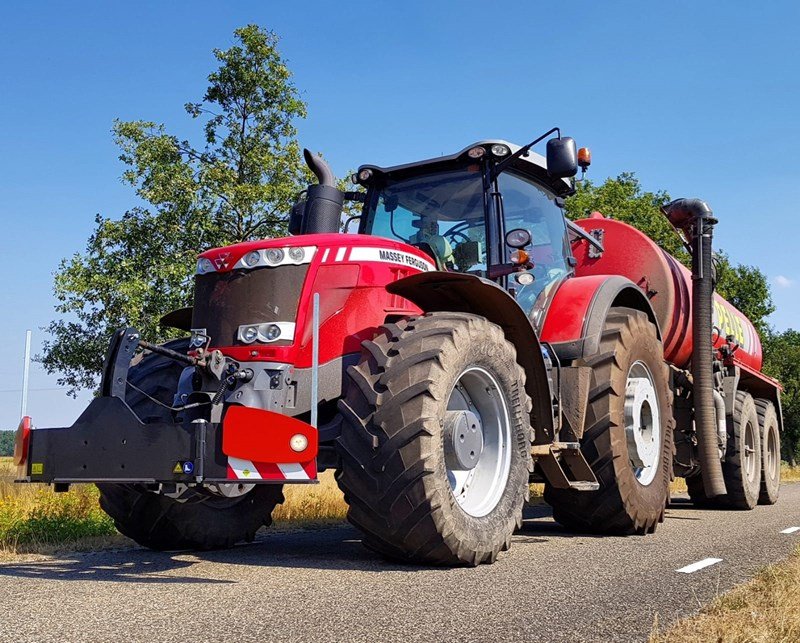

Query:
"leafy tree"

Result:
[[762, 330, 800, 464], [41, 25, 311, 395], [715, 253, 775, 337], [0, 431, 14, 458]]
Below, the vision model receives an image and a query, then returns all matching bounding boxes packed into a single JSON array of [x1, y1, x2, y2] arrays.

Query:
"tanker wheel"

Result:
[[97, 338, 284, 551], [756, 399, 781, 505], [544, 307, 674, 534], [719, 391, 762, 510], [336, 312, 532, 566]]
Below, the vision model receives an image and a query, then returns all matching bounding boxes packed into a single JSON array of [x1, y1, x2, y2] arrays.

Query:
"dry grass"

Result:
[[272, 470, 348, 523], [651, 546, 800, 642]]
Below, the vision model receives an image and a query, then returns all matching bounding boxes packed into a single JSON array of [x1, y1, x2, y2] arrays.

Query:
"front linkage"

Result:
[[14, 328, 315, 489]]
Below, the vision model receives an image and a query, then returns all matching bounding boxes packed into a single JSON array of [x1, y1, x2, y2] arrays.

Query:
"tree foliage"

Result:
[[0, 431, 13, 457], [762, 330, 800, 463], [41, 26, 310, 395]]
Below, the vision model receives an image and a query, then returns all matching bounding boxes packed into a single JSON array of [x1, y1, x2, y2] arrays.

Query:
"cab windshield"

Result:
[[361, 166, 571, 318]]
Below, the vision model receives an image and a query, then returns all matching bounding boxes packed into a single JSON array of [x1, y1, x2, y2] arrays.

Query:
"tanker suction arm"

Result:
[[662, 198, 727, 498]]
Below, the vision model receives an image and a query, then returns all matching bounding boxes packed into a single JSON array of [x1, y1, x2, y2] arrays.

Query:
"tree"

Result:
[[565, 173, 774, 335], [0, 431, 14, 458], [762, 330, 800, 464], [41, 25, 310, 395]]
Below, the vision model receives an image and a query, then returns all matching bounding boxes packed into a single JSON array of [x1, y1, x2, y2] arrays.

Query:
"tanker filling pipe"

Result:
[[661, 198, 727, 498]]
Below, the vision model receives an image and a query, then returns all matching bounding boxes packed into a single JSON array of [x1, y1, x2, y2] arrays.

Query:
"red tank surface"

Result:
[[572, 214, 762, 371]]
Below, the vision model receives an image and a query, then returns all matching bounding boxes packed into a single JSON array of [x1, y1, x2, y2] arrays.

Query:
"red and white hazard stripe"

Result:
[[227, 456, 317, 481]]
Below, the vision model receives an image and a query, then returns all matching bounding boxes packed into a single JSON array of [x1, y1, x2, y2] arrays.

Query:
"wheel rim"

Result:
[[624, 360, 662, 486], [445, 366, 512, 517], [744, 420, 758, 483], [767, 426, 779, 480]]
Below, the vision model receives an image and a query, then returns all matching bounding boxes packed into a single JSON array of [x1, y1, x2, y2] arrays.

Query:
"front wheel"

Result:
[[336, 312, 532, 566]]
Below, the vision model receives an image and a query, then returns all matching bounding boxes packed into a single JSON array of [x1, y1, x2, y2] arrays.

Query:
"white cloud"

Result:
[[774, 275, 794, 288]]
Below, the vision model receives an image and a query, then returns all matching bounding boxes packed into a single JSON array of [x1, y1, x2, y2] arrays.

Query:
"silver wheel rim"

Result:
[[624, 360, 661, 486], [206, 483, 256, 499], [744, 421, 758, 483], [445, 366, 512, 517], [766, 426, 779, 480]]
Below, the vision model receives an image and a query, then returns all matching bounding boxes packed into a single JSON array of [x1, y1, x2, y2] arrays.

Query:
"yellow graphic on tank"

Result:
[[712, 300, 749, 351]]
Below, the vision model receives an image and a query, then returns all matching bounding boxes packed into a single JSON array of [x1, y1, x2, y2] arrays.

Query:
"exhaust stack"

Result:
[[662, 198, 727, 499], [289, 149, 344, 235]]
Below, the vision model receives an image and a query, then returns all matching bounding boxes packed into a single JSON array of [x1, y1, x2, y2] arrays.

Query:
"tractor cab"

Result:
[[355, 135, 583, 327]]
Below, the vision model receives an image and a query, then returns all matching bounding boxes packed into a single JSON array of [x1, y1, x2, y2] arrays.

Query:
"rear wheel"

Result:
[[544, 308, 674, 534], [723, 391, 761, 509], [756, 399, 780, 505], [97, 339, 284, 550], [336, 313, 532, 566]]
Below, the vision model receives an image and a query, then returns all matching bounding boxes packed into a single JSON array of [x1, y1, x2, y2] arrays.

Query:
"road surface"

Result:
[[2, 485, 800, 642]]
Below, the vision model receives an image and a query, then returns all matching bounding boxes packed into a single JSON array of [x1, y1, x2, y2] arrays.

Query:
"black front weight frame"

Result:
[[17, 328, 233, 486]]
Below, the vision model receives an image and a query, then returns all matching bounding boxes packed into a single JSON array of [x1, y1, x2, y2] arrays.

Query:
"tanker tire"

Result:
[[335, 313, 532, 566], [722, 391, 761, 510], [756, 399, 780, 505], [96, 339, 284, 550], [685, 474, 721, 508], [544, 308, 674, 534]]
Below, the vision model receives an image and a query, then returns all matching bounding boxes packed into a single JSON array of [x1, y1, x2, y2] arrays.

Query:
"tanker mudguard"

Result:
[[386, 271, 556, 441], [541, 275, 660, 362]]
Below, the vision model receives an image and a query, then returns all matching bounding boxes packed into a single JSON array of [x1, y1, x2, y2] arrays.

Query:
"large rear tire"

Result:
[[97, 339, 284, 550], [336, 313, 532, 566], [756, 399, 781, 505], [544, 308, 674, 534]]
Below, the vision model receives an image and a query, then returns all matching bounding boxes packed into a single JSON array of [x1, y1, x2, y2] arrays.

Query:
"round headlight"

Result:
[[241, 325, 259, 344], [357, 168, 373, 183], [198, 258, 215, 273], [516, 272, 535, 286], [505, 228, 532, 249], [467, 146, 486, 159], [243, 250, 261, 267], [288, 247, 305, 262], [290, 433, 309, 452], [491, 144, 510, 157], [264, 324, 281, 341], [265, 248, 285, 265]]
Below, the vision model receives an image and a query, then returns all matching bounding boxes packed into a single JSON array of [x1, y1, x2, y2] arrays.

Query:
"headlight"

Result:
[[491, 144, 510, 157], [197, 257, 215, 274], [243, 250, 261, 267], [265, 248, 285, 265], [467, 146, 485, 159], [288, 246, 305, 262], [236, 322, 296, 344]]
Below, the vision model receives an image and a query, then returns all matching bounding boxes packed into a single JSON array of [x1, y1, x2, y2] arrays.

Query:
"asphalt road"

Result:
[[3, 486, 800, 643]]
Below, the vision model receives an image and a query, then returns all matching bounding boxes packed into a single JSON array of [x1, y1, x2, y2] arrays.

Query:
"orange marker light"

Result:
[[578, 147, 592, 169], [510, 249, 529, 265]]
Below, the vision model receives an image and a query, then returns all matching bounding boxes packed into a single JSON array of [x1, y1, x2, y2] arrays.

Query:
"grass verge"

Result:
[[651, 545, 800, 642]]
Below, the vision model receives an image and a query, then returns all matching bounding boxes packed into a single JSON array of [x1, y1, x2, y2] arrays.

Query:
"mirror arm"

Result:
[[490, 127, 561, 180], [566, 219, 605, 254]]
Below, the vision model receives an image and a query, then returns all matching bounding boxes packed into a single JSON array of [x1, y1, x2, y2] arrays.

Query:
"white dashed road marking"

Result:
[[676, 558, 723, 573], [780, 527, 800, 534]]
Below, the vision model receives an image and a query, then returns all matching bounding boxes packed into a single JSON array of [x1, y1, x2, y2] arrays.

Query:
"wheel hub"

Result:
[[624, 361, 661, 486], [444, 410, 484, 470]]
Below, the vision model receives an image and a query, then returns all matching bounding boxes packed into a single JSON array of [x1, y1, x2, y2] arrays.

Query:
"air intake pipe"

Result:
[[662, 198, 727, 498], [289, 148, 343, 235]]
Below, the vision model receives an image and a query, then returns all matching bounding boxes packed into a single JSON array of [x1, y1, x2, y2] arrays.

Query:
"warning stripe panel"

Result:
[[227, 456, 316, 481]]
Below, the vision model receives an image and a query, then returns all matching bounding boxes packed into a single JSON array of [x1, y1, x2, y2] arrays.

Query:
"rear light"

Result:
[[14, 416, 31, 466]]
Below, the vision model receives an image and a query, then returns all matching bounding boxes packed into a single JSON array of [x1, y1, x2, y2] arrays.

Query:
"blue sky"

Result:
[[1, 1, 798, 428]]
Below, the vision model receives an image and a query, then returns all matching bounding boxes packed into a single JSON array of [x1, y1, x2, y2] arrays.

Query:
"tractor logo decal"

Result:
[[214, 252, 231, 270], [347, 247, 434, 272]]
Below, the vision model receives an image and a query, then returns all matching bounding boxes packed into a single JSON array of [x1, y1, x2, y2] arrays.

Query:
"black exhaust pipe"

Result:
[[662, 198, 727, 498], [294, 148, 343, 234]]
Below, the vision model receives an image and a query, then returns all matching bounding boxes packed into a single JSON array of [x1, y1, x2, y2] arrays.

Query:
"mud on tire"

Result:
[[544, 307, 674, 534], [97, 339, 284, 550], [336, 312, 532, 566]]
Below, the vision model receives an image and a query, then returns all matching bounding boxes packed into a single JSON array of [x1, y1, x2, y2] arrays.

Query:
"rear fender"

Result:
[[386, 272, 556, 441], [541, 275, 661, 362]]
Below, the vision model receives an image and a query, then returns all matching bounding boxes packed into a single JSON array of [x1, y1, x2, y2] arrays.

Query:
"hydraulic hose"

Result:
[[662, 198, 727, 498]]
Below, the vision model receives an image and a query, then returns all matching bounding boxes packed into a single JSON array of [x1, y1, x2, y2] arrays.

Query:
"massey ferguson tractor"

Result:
[[15, 128, 783, 566]]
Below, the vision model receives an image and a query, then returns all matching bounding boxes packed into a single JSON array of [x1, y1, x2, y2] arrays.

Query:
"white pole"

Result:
[[20, 329, 31, 418]]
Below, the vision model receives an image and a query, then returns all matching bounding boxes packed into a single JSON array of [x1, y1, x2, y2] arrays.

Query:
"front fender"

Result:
[[386, 272, 555, 441], [541, 275, 661, 361]]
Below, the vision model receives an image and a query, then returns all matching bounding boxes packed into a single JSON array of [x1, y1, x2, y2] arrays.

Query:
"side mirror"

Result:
[[546, 137, 578, 178]]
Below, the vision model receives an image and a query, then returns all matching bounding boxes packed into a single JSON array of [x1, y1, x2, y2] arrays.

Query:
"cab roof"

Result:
[[358, 139, 573, 197]]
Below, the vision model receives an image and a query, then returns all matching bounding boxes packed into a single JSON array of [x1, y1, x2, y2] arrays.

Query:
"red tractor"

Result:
[[15, 129, 782, 565]]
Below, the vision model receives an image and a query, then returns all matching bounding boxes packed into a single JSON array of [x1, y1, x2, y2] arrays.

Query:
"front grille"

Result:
[[192, 264, 309, 347]]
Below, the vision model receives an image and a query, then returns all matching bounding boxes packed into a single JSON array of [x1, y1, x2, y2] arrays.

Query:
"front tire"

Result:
[[97, 339, 284, 550], [336, 313, 532, 566], [544, 308, 674, 534]]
